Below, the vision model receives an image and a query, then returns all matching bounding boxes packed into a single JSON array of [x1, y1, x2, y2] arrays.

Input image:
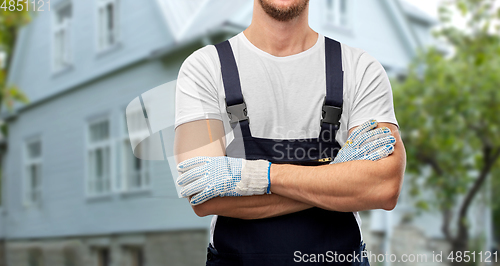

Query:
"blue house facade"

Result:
[[1, 1, 491, 266]]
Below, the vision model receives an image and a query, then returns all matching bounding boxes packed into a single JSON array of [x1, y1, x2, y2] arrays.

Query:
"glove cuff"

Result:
[[235, 159, 271, 196]]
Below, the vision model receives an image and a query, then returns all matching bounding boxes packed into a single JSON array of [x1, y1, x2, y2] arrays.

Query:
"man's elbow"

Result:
[[188, 196, 212, 217], [381, 187, 400, 211], [189, 198, 236, 218], [191, 203, 210, 217], [379, 155, 405, 211], [380, 173, 403, 211]]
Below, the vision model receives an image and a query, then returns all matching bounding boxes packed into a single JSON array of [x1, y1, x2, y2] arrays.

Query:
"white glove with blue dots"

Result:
[[332, 119, 396, 164], [177, 157, 271, 206]]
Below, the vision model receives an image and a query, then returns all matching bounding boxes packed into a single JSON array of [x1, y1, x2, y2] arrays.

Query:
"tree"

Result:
[[392, 0, 500, 262], [0, 7, 31, 204], [492, 166, 500, 247], [0, 6, 30, 112]]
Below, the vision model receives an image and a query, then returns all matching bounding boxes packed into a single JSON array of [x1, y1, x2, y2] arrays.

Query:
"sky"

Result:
[[404, 0, 500, 33]]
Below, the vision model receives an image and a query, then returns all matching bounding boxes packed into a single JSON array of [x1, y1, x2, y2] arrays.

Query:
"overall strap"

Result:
[[215, 40, 252, 138], [322, 37, 343, 131], [215, 37, 344, 143]]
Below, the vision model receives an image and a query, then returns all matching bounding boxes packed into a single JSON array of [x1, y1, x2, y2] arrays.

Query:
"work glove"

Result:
[[177, 157, 271, 206], [332, 119, 396, 164]]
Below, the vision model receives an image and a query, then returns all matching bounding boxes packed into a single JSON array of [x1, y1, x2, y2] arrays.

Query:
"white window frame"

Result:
[[122, 246, 145, 266], [86, 117, 114, 197], [96, 0, 120, 53], [324, 0, 352, 30], [119, 108, 150, 193], [23, 137, 42, 207], [52, 1, 73, 73]]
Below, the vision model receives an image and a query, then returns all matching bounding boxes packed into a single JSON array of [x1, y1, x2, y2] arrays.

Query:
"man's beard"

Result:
[[259, 0, 309, 22]]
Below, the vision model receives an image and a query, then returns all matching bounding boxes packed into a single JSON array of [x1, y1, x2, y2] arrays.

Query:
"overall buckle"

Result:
[[321, 105, 342, 127], [226, 102, 249, 124]]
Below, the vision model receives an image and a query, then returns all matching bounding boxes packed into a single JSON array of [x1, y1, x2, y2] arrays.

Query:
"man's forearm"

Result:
[[191, 194, 312, 220], [271, 124, 406, 212], [176, 120, 404, 218], [270, 159, 401, 212], [175, 120, 312, 220]]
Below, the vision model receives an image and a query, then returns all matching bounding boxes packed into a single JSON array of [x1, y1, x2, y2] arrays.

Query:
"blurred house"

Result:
[[0, 0, 492, 266]]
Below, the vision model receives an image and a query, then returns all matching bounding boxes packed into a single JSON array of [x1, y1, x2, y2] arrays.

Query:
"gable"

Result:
[[155, 0, 251, 42], [155, 0, 206, 40]]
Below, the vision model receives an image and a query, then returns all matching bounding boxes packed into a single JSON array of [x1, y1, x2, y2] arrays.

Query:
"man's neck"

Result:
[[243, 2, 318, 57]]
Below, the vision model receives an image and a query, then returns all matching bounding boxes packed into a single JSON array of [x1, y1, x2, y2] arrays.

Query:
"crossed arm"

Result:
[[174, 119, 406, 220]]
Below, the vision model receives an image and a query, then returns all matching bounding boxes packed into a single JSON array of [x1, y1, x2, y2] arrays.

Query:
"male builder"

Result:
[[173, 0, 406, 265]]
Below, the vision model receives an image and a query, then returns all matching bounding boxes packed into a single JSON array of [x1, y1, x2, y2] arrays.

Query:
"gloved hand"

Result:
[[177, 157, 271, 205], [332, 119, 396, 164]]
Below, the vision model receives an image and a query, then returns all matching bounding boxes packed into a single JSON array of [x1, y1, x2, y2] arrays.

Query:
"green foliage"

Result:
[[0, 6, 31, 54], [392, 0, 500, 219], [0, 6, 32, 206], [0, 7, 31, 111], [493, 167, 500, 242]]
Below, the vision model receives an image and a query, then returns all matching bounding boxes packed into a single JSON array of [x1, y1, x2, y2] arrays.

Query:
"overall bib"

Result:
[[206, 37, 369, 266]]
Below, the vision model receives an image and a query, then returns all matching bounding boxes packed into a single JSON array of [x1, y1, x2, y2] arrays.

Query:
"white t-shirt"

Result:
[[175, 32, 399, 247]]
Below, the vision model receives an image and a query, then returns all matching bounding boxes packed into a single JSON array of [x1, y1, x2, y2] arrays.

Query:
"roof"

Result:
[[155, 0, 252, 42], [155, 0, 206, 39], [399, 0, 439, 25]]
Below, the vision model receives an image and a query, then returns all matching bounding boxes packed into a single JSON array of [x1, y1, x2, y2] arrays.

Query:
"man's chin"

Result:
[[259, 0, 309, 22]]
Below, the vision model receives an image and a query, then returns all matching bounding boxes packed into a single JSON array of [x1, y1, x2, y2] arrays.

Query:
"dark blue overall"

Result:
[[207, 37, 369, 265]]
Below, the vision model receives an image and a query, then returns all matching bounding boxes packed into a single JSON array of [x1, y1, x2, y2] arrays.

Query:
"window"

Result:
[[0, 51, 6, 69], [324, 0, 350, 29], [122, 138, 150, 191], [121, 110, 150, 191], [95, 248, 110, 266], [63, 249, 76, 266], [24, 138, 42, 206], [123, 246, 144, 266], [87, 119, 112, 196], [53, 2, 72, 72], [28, 249, 43, 266], [97, 0, 119, 52]]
